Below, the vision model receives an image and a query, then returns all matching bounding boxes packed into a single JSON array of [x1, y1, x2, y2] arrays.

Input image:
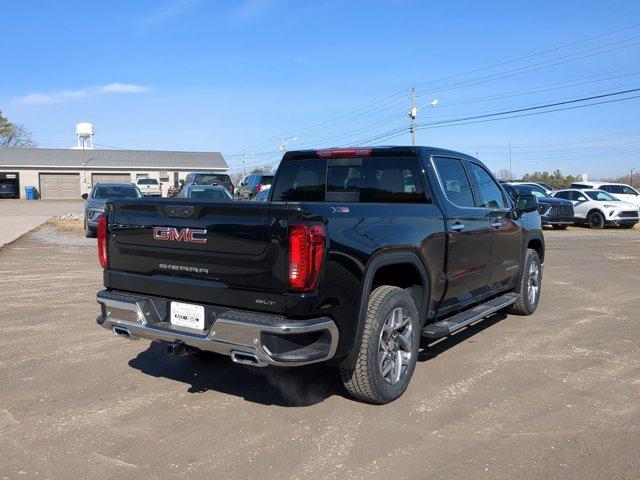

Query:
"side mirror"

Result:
[[81, 193, 88, 200], [514, 194, 538, 214], [577, 196, 587, 202]]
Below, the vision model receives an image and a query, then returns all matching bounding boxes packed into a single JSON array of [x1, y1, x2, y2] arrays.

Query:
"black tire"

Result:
[[339, 286, 420, 404], [587, 211, 605, 229], [552, 224, 568, 230], [508, 248, 542, 316]]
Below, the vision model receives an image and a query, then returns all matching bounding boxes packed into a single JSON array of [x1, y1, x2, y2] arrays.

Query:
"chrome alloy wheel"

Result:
[[527, 261, 540, 305], [378, 307, 414, 385]]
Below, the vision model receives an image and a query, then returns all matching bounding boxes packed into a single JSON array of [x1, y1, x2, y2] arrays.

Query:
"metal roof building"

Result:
[[0, 148, 228, 199]]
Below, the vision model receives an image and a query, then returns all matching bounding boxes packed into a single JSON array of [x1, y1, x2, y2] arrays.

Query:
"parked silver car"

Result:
[[179, 184, 233, 200], [82, 183, 142, 237]]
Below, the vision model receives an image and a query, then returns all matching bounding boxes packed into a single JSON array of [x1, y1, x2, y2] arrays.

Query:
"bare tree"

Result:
[[230, 170, 244, 187], [0, 111, 37, 147], [496, 169, 514, 180], [251, 164, 275, 174]]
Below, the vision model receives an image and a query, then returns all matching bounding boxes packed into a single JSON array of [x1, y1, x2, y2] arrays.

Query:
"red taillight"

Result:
[[288, 223, 326, 292], [316, 148, 372, 158], [97, 214, 108, 269]]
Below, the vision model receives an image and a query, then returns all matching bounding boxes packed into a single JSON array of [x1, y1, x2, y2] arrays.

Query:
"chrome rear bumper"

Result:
[[96, 290, 338, 367]]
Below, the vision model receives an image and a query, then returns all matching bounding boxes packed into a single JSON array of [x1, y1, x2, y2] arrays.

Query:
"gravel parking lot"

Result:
[[1, 222, 639, 479]]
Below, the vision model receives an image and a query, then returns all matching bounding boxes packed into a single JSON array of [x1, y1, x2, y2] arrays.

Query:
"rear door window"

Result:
[[432, 157, 475, 208], [554, 191, 571, 200]]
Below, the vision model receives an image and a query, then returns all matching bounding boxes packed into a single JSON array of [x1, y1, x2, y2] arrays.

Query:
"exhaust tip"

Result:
[[231, 351, 265, 367], [112, 326, 133, 340]]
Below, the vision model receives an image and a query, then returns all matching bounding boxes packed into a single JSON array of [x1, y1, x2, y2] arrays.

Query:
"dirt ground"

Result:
[[0, 223, 639, 479]]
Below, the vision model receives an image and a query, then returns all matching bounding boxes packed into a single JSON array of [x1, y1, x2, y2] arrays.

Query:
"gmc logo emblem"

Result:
[[153, 227, 207, 244]]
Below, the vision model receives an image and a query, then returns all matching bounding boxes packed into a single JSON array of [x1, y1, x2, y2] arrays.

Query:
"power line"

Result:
[[239, 24, 640, 153], [428, 66, 640, 108], [416, 88, 640, 129], [414, 36, 640, 97], [412, 23, 640, 89]]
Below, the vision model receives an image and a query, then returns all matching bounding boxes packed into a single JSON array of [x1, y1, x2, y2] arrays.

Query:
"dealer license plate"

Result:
[[170, 301, 205, 330]]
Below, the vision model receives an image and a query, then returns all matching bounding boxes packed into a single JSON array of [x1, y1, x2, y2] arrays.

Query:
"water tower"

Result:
[[75, 122, 94, 150]]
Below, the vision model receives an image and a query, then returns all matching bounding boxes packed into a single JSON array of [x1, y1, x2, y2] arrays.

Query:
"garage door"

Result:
[[92, 173, 132, 186], [39, 174, 81, 200]]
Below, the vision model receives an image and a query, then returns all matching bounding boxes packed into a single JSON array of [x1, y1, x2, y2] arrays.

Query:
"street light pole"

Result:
[[410, 88, 417, 147], [280, 135, 297, 153], [406, 87, 438, 147]]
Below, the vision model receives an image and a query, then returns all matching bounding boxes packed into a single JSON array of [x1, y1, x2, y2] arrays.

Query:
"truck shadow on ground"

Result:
[[418, 313, 508, 361], [128, 312, 509, 406], [128, 341, 343, 407]]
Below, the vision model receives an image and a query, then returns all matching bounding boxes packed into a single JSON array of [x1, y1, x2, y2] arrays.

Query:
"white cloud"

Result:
[[99, 83, 150, 93], [231, 0, 282, 23], [137, 0, 202, 30], [13, 83, 151, 106]]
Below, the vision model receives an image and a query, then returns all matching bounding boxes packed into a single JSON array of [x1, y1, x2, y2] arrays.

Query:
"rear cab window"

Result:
[[271, 153, 428, 203], [261, 176, 274, 185], [137, 178, 158, 185]]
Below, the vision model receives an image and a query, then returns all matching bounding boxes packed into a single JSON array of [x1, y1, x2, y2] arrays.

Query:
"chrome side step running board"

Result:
[[422, 292, 519, 339]]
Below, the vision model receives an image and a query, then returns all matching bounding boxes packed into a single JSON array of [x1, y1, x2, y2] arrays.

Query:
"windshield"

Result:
[[511, 185, 548, 198], [93, 186, 142, 199], [193, 174, 230, 185], [137, 178, 158, 185], [586, 190, 618, 202], [187, 187, 232, 199]]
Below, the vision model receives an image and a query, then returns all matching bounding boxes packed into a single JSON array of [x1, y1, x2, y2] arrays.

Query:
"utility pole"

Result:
[[631, 168, 636, 187], [280, 135, 297, 153], [406, 88, 438, 147], [409, 87, 417, 147], [241, 151, 246, 179]]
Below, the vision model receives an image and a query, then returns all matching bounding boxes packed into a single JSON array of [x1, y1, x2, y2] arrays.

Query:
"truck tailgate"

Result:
[[105, 199, 289, 310]]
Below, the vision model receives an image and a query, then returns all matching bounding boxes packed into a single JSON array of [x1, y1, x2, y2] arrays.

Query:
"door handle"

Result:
[[491, 220, 503, 229], [450, 222, 465, 232]]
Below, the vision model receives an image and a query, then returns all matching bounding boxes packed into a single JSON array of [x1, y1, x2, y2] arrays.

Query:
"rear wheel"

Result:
[[339, 286, 420, 404], [588, 211, 605, 229], [508, 248, 542, 316], [552, 224, 568, 230]]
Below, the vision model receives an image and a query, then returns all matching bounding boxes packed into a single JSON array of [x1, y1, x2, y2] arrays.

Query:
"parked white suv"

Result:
[[552, 188, 639, 229], [135, 178, 162, 197], [570, 181, 640, 208]]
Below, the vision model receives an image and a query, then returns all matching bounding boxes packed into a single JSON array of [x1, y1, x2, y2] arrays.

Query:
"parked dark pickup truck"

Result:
[[95, 146, 544, 404]]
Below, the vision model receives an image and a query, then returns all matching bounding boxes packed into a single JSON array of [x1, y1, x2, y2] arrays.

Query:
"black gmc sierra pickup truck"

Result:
[[95, 146, 544, 404]]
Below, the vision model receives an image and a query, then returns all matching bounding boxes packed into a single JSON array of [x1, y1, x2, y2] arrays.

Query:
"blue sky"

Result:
[[1, 0, 639, 178]]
